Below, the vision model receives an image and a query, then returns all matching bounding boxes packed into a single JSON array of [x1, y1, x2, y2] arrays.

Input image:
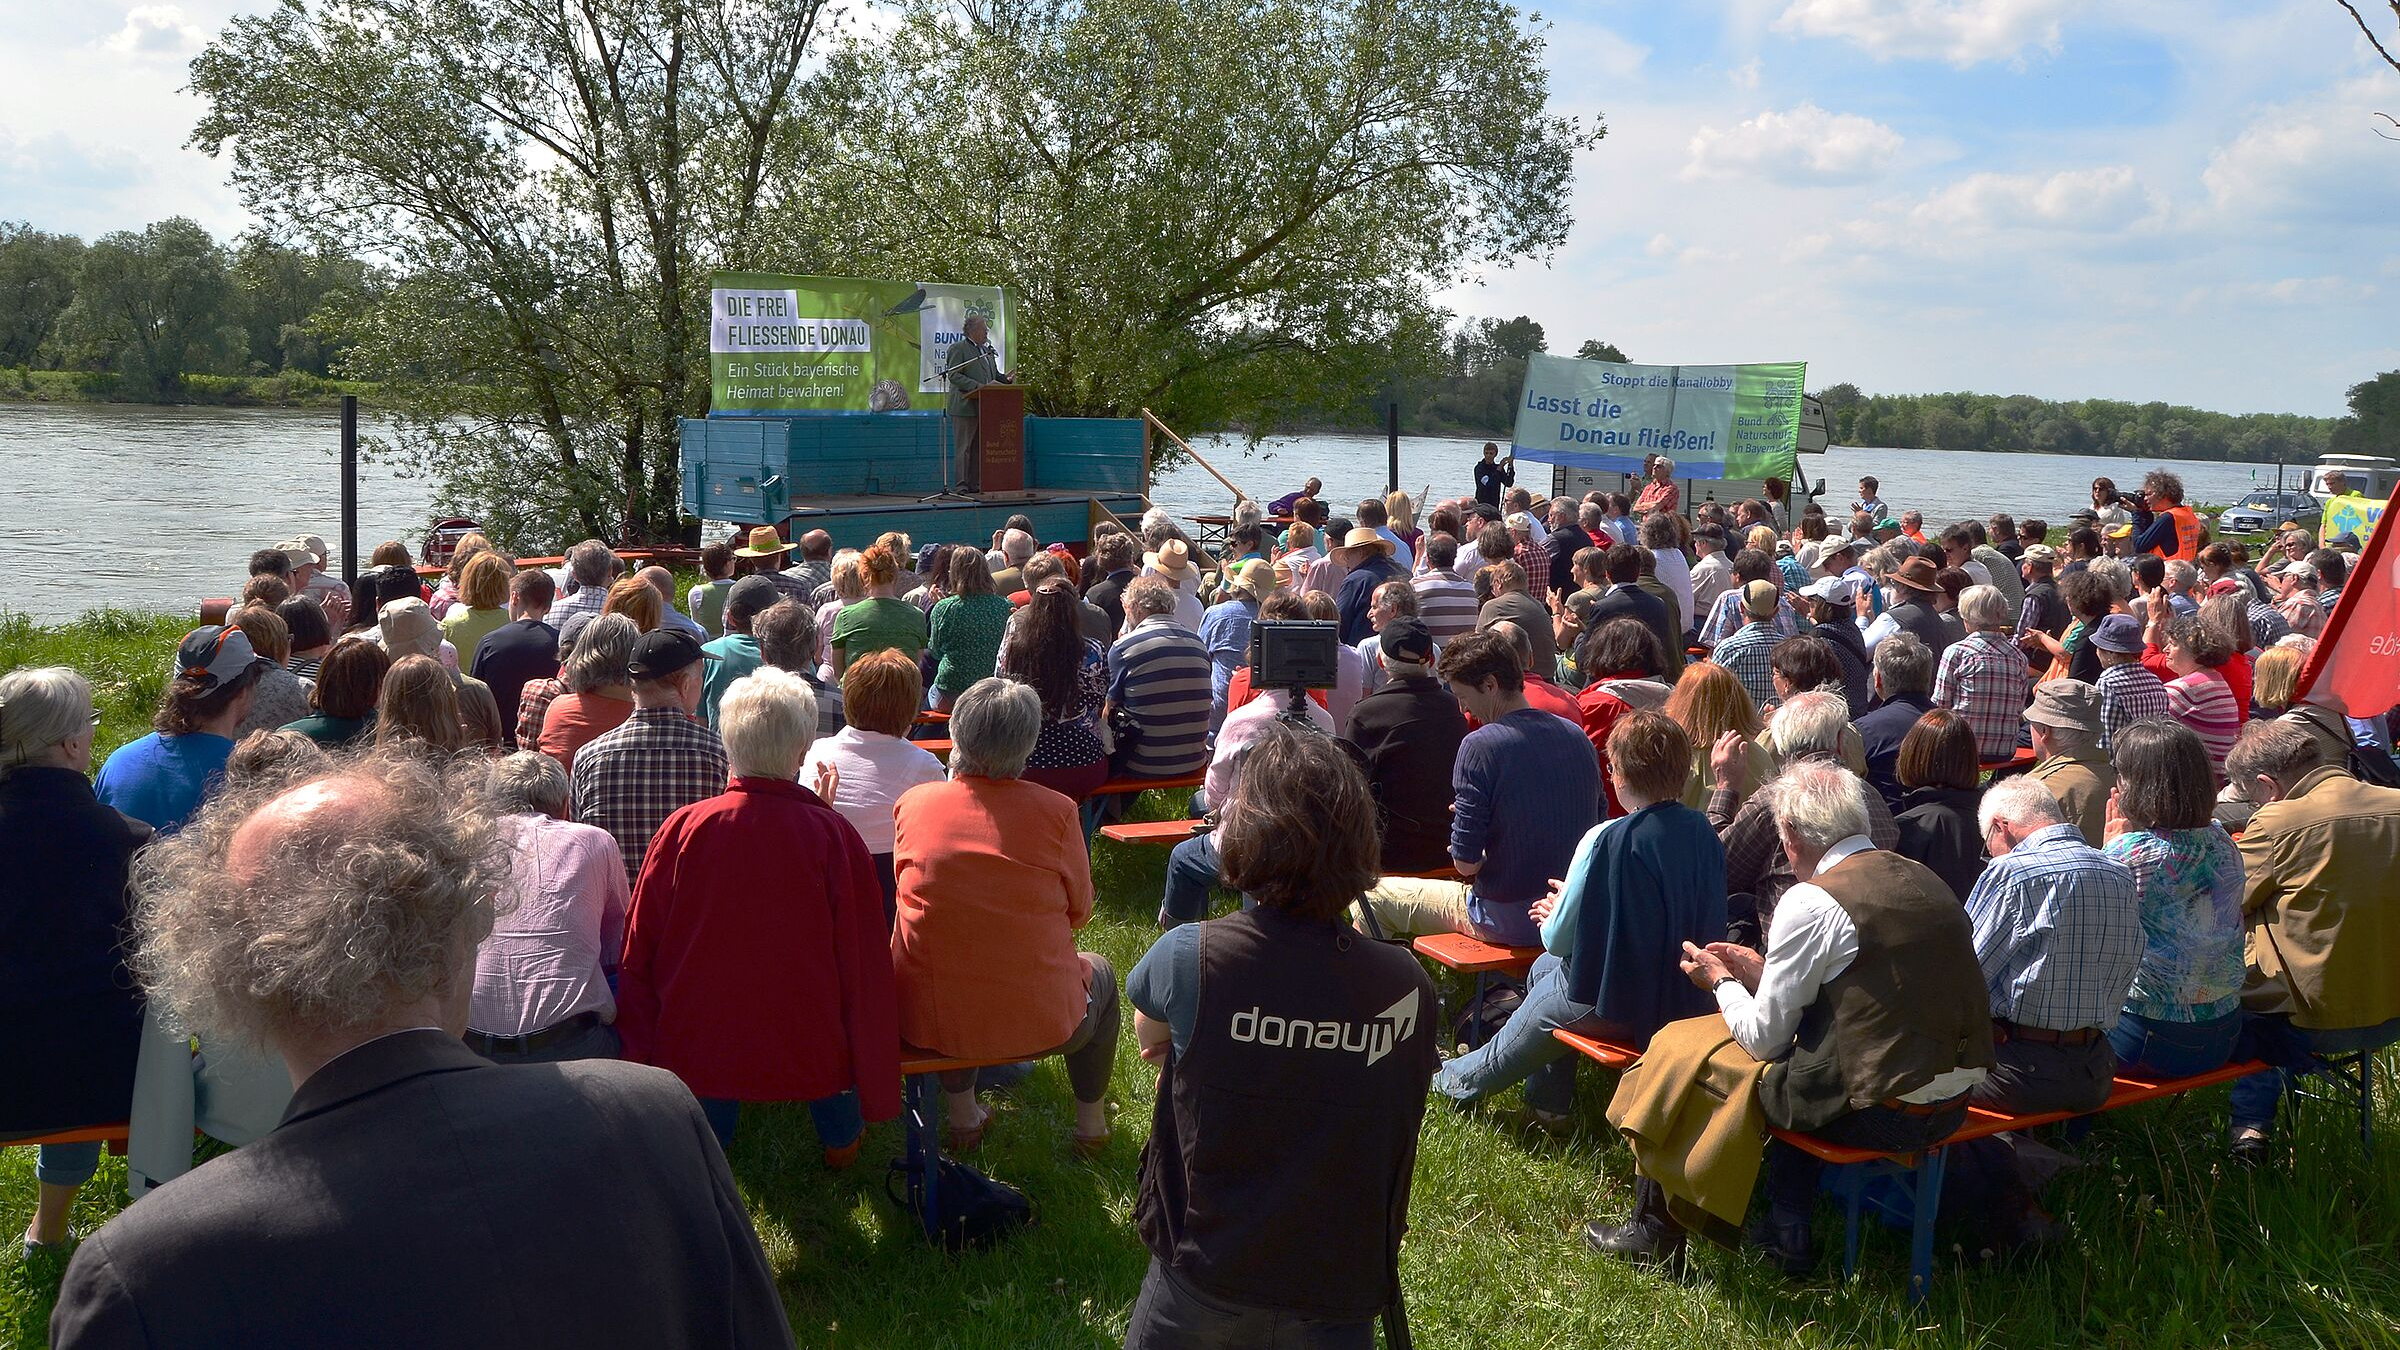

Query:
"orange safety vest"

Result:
[[2148, 504, 2202, 561]]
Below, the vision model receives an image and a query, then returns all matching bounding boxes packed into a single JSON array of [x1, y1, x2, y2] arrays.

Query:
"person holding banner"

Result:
[[946, 315, 1007, 493]]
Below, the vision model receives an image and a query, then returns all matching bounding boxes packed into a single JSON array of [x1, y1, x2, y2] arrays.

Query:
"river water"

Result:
[[0, 403, 2314, 623]]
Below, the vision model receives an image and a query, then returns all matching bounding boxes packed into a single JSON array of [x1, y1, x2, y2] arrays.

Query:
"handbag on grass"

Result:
[[886, 1153, 1033, 1253]]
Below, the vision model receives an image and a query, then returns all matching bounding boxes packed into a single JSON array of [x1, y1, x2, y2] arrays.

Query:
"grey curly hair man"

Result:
[[51, 751, 794, 1347]]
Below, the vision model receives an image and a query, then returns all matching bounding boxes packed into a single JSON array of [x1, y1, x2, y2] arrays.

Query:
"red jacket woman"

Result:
[[618, 672, 901, 1163]]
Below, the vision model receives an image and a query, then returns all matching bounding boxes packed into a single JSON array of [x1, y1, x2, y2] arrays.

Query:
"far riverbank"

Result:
[[0, 368, 369, 409]]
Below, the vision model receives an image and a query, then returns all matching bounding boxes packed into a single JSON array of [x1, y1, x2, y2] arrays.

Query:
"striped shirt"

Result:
[[2165, 668, 2241, 783], [1933, 630, 2032, 762], [1411, 569, 1481, 642], [2096, 661, 2168, 751], [1106, 618, 1212, 778]]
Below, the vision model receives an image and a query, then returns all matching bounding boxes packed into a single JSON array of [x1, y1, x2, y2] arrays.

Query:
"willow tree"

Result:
[[190, 0, 836, 546], [801, 0, 1600, 442]]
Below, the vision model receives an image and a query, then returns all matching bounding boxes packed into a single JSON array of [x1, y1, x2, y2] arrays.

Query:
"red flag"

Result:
[[2295, 482, 2400, 718]]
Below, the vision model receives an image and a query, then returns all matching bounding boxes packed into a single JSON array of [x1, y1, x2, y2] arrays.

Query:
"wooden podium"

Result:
[[967, 384, 1024, 493]]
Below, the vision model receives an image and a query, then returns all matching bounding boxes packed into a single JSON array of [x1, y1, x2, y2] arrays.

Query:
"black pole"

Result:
[[1386, 402, 1400, 496], [340, 395, 359, 588]]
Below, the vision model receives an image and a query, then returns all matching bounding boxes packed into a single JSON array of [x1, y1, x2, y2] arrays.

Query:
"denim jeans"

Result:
[[35, 1142, 102, 1188], [698, 1091, 863, 1153], [1430, 954, 1594, 1116], [2106, 1010, 2239, 1081], [1161, 832, 1226, 928], [2227, 1013, 2400, 1134]]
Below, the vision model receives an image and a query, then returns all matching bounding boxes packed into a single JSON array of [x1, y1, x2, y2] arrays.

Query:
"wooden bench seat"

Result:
[[1412, 932, 1541, 977], [1548, 1027, 2273, 1303], [1, 1123, 130, 1149], [1089, 771, 1204, 798], [1979, 746, 2038, 776], [1098, 818, 1205, 846]]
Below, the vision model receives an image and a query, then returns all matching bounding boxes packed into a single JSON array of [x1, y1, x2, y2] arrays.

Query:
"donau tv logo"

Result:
[[1227, 989, 1421, 1067]]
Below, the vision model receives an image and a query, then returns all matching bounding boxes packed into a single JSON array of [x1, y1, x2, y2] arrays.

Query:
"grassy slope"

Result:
[[4, 609, 2397, 1350]]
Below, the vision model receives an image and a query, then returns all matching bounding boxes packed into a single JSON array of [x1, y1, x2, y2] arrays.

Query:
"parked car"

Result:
[[2217, 489, 2320, 536]]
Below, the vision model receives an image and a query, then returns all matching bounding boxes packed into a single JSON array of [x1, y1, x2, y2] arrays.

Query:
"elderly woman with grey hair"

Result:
[[464, 752, 630, 1065], [537, 612, 638, 770], [891, 677, 1119, 1155], [616, 668, 899, 1164], [3, 668, 149, 1255], [53, 750, 794, 1343]]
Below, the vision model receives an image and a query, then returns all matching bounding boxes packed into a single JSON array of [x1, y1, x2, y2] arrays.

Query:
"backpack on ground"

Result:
[[887, 1153, 1033, 1253]]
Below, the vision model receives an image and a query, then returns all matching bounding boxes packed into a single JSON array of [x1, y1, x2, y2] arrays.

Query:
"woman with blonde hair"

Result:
[[602, 575, 663, 634], [2249, 643, 2305, 719], [829, 543, 928, 672], [440, 551, 514, 657], [1385, 490, 1422, 556], [375, 654, 465, 754], [1664, 662, 1770, 807], [815, 552, 865, 680]]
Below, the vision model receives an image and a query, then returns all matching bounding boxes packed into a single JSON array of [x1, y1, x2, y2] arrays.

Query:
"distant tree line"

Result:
[[0, 218, 373, 398], [1815, 382, 2373, 465], [1305, 309, 2390, 468]]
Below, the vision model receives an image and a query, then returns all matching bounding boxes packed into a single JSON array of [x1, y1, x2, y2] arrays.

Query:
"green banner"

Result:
[[1510, 354, 1805, 481], [708, 271, 1012, 415]]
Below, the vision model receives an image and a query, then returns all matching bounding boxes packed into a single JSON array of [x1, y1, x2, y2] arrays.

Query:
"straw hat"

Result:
[[733, 525, 793, 558], [1336, 527, 1396, 559], [1224, 558, 1276, 601], [1144, 538, 1198, 583]]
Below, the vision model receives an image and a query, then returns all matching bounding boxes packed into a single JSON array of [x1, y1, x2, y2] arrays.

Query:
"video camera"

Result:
[[1248, 619, 1341, 692]]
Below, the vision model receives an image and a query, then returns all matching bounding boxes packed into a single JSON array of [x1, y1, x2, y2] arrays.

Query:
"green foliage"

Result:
[[1576, 338, 1630, 364], [229, 232, 375, 378], [1829, 387, 2344, 463], [189, 0, 842, 550], [0, 223, 86, 367], [0, 608, 192, 757], [2331, 371, 2400, 456], [796, 0, 1599, 448], [52, 218, 247, 397]]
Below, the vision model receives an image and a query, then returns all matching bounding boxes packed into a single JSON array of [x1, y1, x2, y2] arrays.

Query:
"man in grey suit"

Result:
[[50, 752, 796, 1350], [945, 313, 1004, 492]]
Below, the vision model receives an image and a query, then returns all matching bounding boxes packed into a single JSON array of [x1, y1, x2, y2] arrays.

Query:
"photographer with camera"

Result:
[[1156, 597, 1336, 928]]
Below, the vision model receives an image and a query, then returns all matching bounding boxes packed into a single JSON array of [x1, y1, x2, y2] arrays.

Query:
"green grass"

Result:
[[6, 610, 2399, 1348]]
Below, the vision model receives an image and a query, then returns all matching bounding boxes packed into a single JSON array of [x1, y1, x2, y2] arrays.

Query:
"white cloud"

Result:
[[104, 5, 205, 57], [1774, 0, 2067, 67], [1903, 165, 2167, 234], [1684, 102, 1905, 184], [1729, 58, 1764, 90], [2182, 276, 2376, 310], [2199, 76, 2400, 228]]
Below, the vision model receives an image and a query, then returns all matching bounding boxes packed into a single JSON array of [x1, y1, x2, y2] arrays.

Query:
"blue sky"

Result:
[[2, 1, 2395, 415]]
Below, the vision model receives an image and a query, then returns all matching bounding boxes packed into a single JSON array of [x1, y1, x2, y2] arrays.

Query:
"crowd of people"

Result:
[[7, 461, 2399, 1345]]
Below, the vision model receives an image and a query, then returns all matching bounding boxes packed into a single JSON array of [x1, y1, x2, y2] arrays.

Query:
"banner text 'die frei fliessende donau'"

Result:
[[708, 271, 1012, 415], [1510, 353, 1807, 482]]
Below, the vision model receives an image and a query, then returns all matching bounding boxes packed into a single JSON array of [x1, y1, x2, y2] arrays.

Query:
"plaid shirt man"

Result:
[[2095, 661, 2168, 751], [515, 676, 569, 750], [1510, 537, 1550, 604], [1964, 823, 2141, 1030], [1698, 586, 1799, 649], [1933, 630, 2032, 761], [2245, 600, 2290, 648], [801, 670, 846, 736], [550, 583, 611, 648], [571, 704, 729, 888], [1708, 619, 1782, 710]]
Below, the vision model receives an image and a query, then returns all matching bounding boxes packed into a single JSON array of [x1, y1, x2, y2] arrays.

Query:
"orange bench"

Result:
[[1979, 746, 2038, 777], [1090, 771, 1205, 798], [1548, 1029, 2270, 1305], [2, 1123, 132, 1158], [1098, 818, 1206, 846], [917, 738, 954, 757], [1411, 931, 1541, 1048]]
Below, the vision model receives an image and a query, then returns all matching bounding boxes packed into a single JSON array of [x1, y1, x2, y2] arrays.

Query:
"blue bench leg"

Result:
[[1468, 972, 1489, 1049], [1836, 1163, 1865, 1280], [906, 1072, 943, 1243], [1909, 1149, 1948, 1308]]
